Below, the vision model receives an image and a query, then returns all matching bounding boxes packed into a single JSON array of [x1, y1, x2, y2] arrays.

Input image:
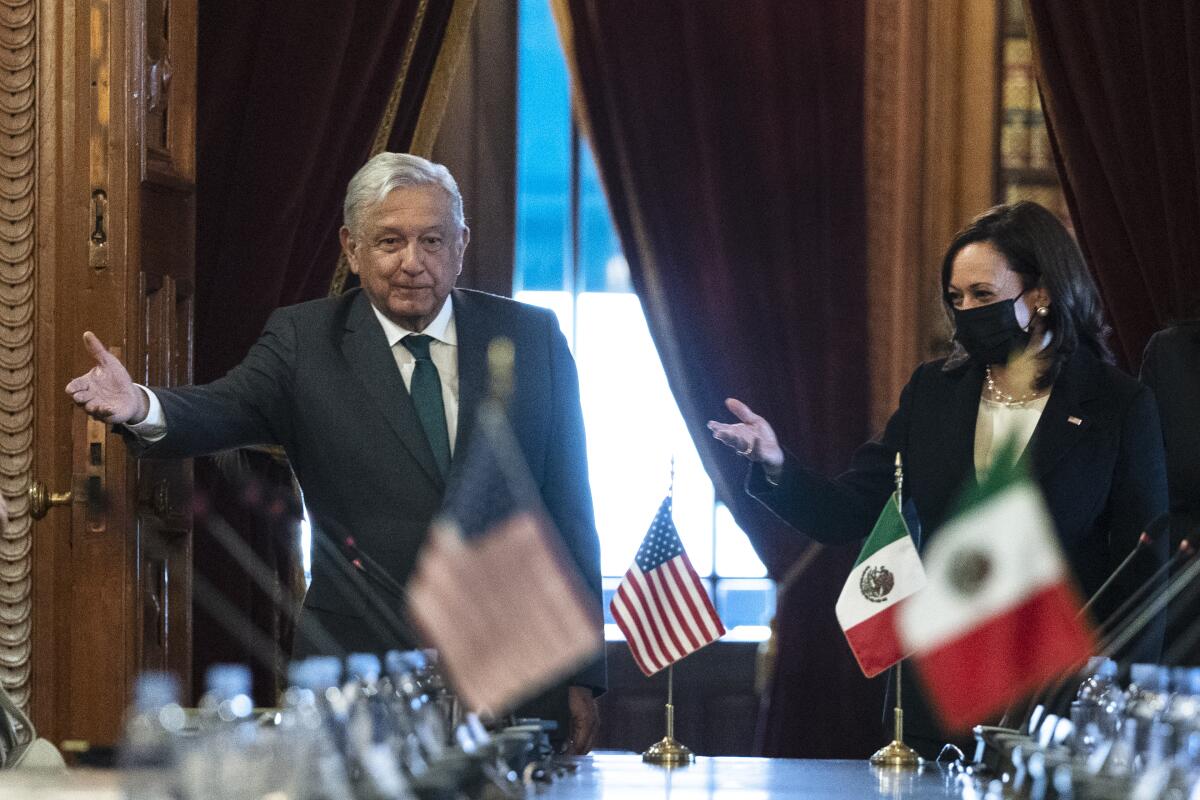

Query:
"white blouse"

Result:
[[973, 392, 1050, 474]]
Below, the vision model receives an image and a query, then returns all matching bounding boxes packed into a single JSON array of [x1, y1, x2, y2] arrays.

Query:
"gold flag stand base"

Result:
[[868, 664, 923, 770], [642, 735, 695, 766], [642, 665, 695, 767], [869, 739, 922, 768]]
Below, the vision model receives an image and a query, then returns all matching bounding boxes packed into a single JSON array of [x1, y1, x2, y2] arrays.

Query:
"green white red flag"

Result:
[[897, 452, 1094, 731], [836, 492, 926, 678]]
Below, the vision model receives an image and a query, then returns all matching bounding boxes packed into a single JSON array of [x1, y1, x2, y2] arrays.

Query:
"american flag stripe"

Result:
[[617, 568, 677, 671], [613, 585, 667, 673], [677, 553, 723, 639], [616, 586, 669, 673], [643, 568, 693, 657], [415, 526, 547, 696], [648, 566, 701, 651], [611, 588, 667, 673], [610, 496, 726, 676], [614, 580, 669, 674], [614, 559, 723, 676], [670, 558, 715, 641], [624, 566, 685, 662], [636, 564, 693, 659], [409, 510, 602, 713], [655, 566, 702, 651], [662, 559, 705, 647], [662, 555, 719, 643]]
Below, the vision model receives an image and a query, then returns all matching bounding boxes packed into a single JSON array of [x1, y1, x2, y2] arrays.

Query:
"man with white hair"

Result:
[[65, 152, 605, 752]]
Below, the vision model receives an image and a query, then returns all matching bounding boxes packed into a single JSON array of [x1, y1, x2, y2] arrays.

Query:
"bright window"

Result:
[[516, 0, 773, 642]]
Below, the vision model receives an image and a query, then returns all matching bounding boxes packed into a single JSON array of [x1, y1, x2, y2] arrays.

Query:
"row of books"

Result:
[[1001, 38, 1055, 172]]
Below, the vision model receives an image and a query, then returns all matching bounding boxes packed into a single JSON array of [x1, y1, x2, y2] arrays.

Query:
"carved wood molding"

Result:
[[0, 0, 35, 709]]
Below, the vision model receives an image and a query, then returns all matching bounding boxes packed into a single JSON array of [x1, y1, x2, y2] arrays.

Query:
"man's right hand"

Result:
[[65, 331, 149, 425]]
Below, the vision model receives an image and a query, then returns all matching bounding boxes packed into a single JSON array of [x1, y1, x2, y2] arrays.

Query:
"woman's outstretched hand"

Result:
[[707, 398, 784, 479]]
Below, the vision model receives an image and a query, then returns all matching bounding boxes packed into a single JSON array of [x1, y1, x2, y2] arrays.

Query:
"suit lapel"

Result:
[[942, 362, 986, 489], [451, 290, 488, 473], [340, 291, 445, 490], [1023, 349, 1098, 480]]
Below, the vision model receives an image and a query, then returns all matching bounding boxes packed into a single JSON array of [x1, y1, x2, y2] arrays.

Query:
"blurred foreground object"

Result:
[[900, 446, 1093, 730], [408, 397, 601, 717]]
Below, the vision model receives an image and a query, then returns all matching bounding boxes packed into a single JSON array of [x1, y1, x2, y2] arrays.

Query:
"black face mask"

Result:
[[952, 296, 1031, 366]]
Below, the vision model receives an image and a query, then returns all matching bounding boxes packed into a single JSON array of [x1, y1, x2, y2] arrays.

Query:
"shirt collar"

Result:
[[370, 296, 457, 348]]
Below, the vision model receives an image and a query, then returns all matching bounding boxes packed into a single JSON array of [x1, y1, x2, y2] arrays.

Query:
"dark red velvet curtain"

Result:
[[559, 1, 885, 757], [194, 0, 456, 702], [197, 0, 455, 382], [1025, 1, 1200, 368]]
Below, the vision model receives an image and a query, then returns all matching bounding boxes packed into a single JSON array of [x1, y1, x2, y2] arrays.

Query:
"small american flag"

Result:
[[407, 402, 602, 715], [610, 496, 726, 676]]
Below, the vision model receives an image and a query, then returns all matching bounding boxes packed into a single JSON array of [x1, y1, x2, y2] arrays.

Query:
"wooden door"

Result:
[[17, 0, 197, 748]]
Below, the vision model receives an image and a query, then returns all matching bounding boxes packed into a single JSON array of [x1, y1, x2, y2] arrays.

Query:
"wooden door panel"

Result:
[[23, 0, 196, 747], [138, 269, 194, 684]]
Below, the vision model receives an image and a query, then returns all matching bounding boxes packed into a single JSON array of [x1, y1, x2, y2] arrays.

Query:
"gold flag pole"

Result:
[[642, 664, 695, 765], [869, 452, 923, 768]]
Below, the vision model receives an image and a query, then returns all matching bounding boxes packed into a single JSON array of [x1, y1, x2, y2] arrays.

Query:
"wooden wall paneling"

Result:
[[595, 642, 759, 756], [136, 251, 194, 688], [58, 0, 139, 747], [24, 0, 196, 748], [130, 0, 197, 720]]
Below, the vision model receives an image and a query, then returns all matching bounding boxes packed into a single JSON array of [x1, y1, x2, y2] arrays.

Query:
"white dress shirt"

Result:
[[370, 298, 459, 454], [128, 298, 460, 453]]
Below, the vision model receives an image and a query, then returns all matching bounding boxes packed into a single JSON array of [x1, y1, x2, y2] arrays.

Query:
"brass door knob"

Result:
[[29, 481, 72, 520]]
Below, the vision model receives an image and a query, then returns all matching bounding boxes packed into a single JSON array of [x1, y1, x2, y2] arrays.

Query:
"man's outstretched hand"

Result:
[[65, 332, 148, 425]]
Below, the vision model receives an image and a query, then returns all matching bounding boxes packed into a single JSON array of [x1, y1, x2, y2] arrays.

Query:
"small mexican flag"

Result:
[[836, 492, 926, 678], [897, 448, 1094, 731]]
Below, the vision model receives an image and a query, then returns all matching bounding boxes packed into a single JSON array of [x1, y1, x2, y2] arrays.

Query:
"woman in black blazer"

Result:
[[709, 202, 1168, 758]]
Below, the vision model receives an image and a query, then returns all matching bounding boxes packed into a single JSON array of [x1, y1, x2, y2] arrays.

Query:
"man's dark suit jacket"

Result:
[[1140, 321, 1200, 660], [141, 287, 606, 692], [1141, 322, 1200, 542], [748, 346, 1168, 755]]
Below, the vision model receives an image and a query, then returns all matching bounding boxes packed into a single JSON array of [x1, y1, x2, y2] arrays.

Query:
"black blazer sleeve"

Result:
[[745, 365, 924, 544]]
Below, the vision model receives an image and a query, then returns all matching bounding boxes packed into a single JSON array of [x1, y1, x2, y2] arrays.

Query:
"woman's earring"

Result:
[[1036, 305, 1050, 317]]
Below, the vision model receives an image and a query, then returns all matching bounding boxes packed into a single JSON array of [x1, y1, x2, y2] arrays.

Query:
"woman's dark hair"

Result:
[[939, 201, 1113, 388]]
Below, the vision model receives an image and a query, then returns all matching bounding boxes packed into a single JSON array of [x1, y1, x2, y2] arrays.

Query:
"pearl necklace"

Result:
[[984, 366, 1047, 407]]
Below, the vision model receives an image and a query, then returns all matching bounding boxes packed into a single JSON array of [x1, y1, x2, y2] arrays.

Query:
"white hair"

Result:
[[342, 152, 465, 235]]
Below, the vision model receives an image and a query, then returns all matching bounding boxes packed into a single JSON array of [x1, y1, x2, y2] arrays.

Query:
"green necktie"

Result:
[[401, 334, 452, 477]]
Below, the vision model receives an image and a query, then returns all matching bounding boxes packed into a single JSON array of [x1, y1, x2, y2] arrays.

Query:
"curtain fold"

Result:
[[1024, 1, 1200, 367], [194, 0, 464, 701], [557, 0, 885, 757]]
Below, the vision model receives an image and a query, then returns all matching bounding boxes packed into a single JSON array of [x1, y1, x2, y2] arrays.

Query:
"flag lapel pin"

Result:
[[1067, 415, 1083, 426]]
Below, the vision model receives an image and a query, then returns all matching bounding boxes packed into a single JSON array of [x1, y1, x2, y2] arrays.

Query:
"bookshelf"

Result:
[[995, 0, 1069, 220]]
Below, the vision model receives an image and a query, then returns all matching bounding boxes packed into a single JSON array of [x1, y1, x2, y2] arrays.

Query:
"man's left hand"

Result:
[[566, 685, 599, 755]]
